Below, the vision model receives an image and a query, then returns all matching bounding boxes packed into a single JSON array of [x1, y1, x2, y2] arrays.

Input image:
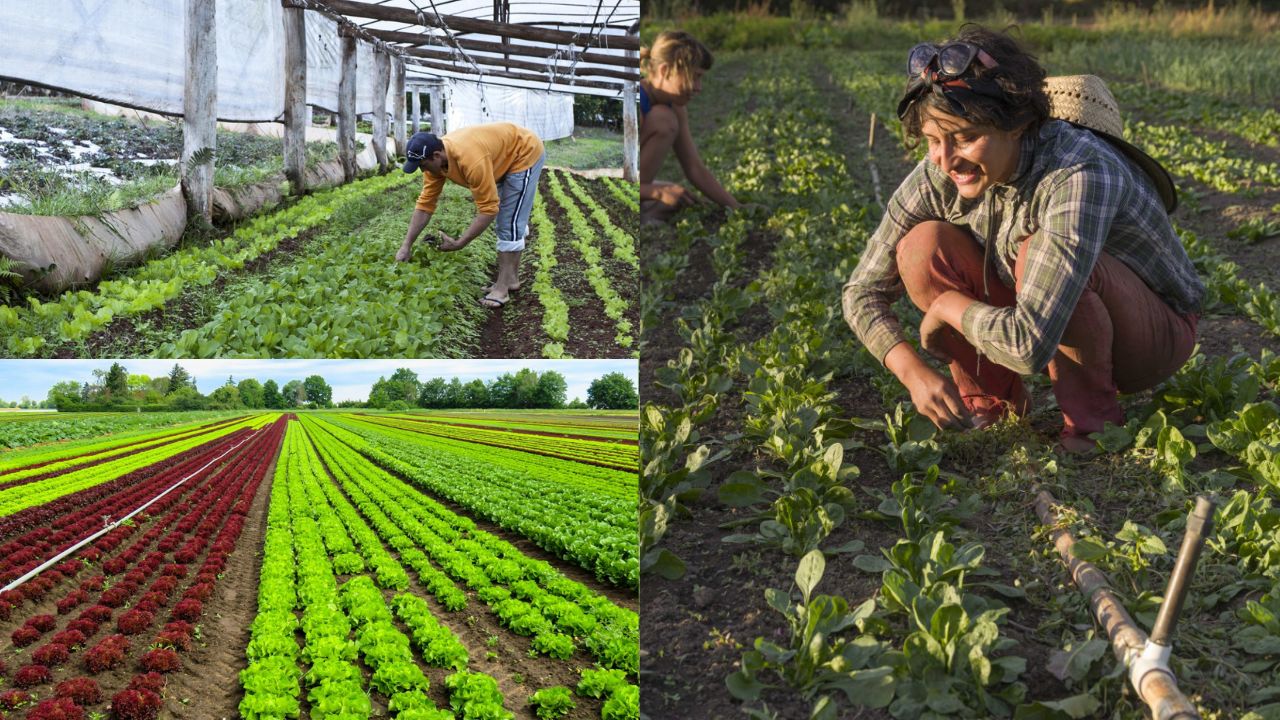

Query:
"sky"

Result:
[[0, 359, 638, 404]]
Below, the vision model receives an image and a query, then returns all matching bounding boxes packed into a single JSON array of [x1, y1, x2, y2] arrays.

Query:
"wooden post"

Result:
[[283, 3, 308, 194], [392, 58, 406, 156], [338, 31, 358, 182], [622, 84, 638, 182], [183, 0, 216, 222], [372, 49, 391, 173], [622, 40, 639, 181], [429, 87, 442, 134], [411, 88, 420, 133]]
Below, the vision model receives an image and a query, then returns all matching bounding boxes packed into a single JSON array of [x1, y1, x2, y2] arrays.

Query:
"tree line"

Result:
[[35, 364, 638, 412]]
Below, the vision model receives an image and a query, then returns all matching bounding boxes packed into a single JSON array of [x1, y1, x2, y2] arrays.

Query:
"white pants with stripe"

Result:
[[494, 151, 546, 252]]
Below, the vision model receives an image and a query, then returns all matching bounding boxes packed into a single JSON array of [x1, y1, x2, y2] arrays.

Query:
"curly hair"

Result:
[[900, 25, 1050, 139], [641, 31, 713, 88]]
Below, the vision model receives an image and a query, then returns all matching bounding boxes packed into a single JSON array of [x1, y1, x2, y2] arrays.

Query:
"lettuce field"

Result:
[[0, 169, 637, 361], [640, 17, 1280, 720], [0, 409, 638, 719]]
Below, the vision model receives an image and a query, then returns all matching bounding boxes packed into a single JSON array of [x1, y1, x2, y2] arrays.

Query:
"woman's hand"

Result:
[[885, 342, 973, 431], [904, 364, 974, 430], [651, 182, 698, 209]]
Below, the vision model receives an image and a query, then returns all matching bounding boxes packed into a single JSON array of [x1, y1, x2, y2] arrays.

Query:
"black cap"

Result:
[[403, 132, 444, 173]]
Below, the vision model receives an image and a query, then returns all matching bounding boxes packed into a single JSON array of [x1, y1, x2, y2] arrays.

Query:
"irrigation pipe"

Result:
[[0, 429, 258, 596], [1034, 489, 1208, 720]]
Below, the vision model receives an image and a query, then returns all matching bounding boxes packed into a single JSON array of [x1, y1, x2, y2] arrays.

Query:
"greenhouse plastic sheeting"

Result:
[[306, 12, 393, 118], [445, 81, 573, 140], [0, 0, 286, 122]]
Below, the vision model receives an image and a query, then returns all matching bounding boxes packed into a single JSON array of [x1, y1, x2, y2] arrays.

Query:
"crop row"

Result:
[[395, 413, 638, 441], [0, 417, 284, 716], [0, 172, 414, 357], [0, 414, 276, 516], [310, 414, 638, 589], [0, 411, 239, 453], [528, 193, 572, 358], [556, 171, 638, 271], [355, 414, 637, 471], [157, 180, 493, 358], [0, 425, 261, 591], [602, 178, 639, 214], [545, 172, 635, 353], [340, 415, 636, 498], [300, 416, 639, 676], [0, 415, 245, 486]]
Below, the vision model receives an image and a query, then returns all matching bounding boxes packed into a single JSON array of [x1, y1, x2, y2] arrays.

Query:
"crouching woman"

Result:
[[842, 26, 1204, 452]]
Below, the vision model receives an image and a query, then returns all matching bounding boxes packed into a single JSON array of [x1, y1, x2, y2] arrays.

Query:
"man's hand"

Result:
[[903, 364, 974, 431], [395, 241, 414, 262], [436, 232, 470, 252]]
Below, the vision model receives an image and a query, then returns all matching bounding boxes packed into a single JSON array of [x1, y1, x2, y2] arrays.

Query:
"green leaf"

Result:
[[640, 549, 685, 580], [718, 471, 767, 507], [796, 549, 825, 603], [1069, 539, 1109, 562], [1013, 693, 1103, 719]]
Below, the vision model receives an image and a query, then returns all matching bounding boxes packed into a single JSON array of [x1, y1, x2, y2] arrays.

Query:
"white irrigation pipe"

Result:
[[0, 430, 258, 595]]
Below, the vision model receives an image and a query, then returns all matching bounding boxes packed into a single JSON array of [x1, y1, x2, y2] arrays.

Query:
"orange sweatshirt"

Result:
[[415, 122, 544, 215]]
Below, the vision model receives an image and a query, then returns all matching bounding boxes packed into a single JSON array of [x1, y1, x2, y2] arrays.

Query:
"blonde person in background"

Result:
[[397, 122, 546, 309], [640, 31, 741, 224]]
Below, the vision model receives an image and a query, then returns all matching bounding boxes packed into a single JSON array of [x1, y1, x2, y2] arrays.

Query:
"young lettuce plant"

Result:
[[727, 550, 895, 718]]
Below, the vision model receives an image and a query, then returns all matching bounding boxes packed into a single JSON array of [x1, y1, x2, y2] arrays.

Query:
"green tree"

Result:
[[262, 379, 282, 409], [208, 384, 243, 409], [46, 381, 82, 410], [238, 378, 265, 409], [533, 371, 568, 408], [104, 362, 129, 399], [463, 379, 490, 408], [587, 372, 638, 409], [169, 386, 206, 410], [488, 373, 516, 408], [166, 364, 194, 395], [386, 368, 421, 406], [512, 368, 541, 408], [281, 380, 304, 409], [444, 378, 465, 408], [567, 397, 588, 409], [418, 377, 449, 408], [303, 375, 332, 408], [368, 378, 392, 409]]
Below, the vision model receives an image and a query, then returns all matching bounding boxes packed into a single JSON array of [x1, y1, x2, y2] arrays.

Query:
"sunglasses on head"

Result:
[[907, 42, 998, 81], [895, 75, 1010, 120]]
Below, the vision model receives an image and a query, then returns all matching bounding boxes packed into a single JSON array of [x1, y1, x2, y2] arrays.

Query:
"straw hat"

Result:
[[1044, 75, 1177, 213]]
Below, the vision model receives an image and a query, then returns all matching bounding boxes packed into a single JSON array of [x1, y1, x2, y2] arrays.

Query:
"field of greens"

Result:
[[0, 168, 637, 360], [641, 12, 1280, 720], [0, 409, 638, 719]]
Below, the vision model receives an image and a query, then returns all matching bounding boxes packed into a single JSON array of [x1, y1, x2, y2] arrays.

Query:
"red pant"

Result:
[[896, 222, 1198, 438]]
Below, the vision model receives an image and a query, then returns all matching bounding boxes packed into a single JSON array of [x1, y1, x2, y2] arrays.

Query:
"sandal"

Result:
[[478, 295, 507, 309]]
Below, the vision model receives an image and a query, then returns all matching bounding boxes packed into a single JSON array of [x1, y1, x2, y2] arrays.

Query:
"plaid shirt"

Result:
[[842, 119, 1204, 375]]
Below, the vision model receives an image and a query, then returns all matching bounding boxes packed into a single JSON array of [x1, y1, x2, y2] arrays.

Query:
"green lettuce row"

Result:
[[352, 414, 637, 471], [1, 172, 416, 356], [385, 413, 636, 441], [158, 182, 488, 358], [340, 414, 635, 497], [602, 177, 639, 214], [556, 170, 638, 270], [301, 415, 638, 674], [545, 172, 634, 352], [320, 415, 637, 588], [528, 194, 571, 358]]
